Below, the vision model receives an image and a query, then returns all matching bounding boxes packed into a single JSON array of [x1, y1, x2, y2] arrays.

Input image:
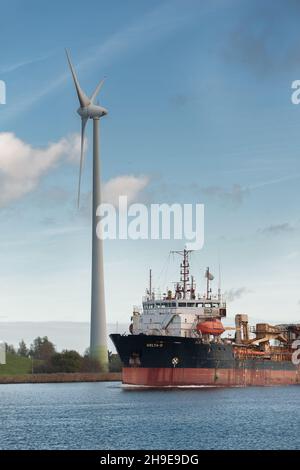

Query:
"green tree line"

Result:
[[5, 337, 122, 373]]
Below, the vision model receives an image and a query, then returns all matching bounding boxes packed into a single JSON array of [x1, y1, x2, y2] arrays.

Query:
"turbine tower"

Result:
[[66, 50, 108, 371]]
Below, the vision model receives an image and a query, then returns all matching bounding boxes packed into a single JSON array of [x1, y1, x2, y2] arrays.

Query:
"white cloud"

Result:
[[75, 174, 149, 221], [0, 132, 80, 207], [259, 222, 295, 235], [0, 54, 50, 74], [0, 132, 149, 209], [103, 174, 149, 206]]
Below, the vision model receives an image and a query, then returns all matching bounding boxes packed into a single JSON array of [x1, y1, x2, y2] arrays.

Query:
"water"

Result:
[[0, 382, 299, 450]]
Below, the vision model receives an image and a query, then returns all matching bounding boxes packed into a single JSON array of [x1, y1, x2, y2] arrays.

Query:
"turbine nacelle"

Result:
[[77, 104, 108, 120]]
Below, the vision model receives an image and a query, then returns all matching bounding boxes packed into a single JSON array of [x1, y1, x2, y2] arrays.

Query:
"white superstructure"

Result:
[[131, 249, 226, 338]]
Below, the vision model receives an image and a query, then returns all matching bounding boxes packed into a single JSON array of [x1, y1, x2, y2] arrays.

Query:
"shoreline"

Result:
[[0, 372, 122, 384]]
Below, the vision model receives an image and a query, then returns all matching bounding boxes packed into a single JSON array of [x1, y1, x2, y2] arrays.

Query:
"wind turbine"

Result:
[[66, 50, 108, 371]]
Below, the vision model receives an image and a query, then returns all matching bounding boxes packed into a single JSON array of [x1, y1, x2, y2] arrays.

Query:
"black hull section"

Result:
[[110, 333, 298, 372]]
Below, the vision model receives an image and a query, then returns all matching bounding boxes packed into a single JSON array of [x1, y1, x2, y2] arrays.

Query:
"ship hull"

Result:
[[122, 367, 299, 387], [110, 333, 300, 387]]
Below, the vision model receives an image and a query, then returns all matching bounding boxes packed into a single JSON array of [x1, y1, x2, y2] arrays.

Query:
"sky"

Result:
[[0, 0, 300, 347]]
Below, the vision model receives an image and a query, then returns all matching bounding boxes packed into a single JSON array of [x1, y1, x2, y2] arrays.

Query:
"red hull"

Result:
[[123, 367, 300, 387]]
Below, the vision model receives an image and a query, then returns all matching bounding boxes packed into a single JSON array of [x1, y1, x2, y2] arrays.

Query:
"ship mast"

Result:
[[146, 268, 153, 300], [171, 248, 193, 299]]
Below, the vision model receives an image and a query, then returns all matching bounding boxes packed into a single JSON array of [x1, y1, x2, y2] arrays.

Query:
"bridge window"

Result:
[[179, 302, 186, 307]]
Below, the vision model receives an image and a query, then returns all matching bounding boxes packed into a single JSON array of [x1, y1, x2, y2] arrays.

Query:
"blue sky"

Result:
[[0, 0, 300, 331]]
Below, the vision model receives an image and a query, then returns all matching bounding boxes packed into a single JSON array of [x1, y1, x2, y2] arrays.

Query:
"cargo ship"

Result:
[[110, 249, 300, 387]]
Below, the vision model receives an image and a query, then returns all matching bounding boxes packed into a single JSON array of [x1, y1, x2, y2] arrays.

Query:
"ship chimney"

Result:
[[235, 314, 249, 343]]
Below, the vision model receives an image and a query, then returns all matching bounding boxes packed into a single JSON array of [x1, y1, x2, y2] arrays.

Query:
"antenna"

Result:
[[206, 267, 210, 299], [218, 261, 221, 301], [205, 267, 214, 300], [149, 269, 152, 299]]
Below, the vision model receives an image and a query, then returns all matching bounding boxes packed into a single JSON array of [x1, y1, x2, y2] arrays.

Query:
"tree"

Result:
[[30, 336, 55, 360], [50, 350, 82, 373], [81, 355, 102, 373], [5, 343, 16, 355], [17, 339, 29, 357]]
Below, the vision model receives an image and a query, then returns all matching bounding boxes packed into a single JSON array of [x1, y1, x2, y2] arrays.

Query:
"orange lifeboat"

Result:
[[197, 319, 225, 336]]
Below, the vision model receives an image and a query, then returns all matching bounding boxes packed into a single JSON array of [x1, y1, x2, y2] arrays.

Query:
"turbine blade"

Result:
[[90, 78, 105, 104], [78, 117, 88, 208], [65, 49, 90, 108]]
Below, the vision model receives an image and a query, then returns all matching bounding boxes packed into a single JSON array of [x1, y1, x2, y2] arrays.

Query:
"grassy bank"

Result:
[[0, 353, 122, 383], [0, 353, 33, 375]]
